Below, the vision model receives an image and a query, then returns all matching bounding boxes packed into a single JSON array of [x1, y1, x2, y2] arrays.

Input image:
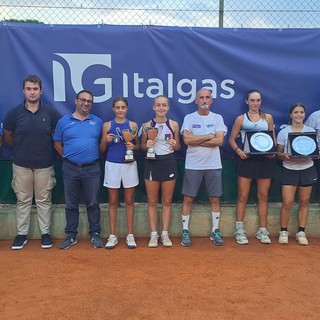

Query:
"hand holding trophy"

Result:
[[122, 128, 136, 162], [145, 127, 158, 159]]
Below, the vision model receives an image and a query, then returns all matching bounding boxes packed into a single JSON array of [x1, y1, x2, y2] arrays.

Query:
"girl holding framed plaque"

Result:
[[140, 95, 181, 248], [229, 89, 276, 245], [99, 97, 140, 249], [276, 103, 317, 245]]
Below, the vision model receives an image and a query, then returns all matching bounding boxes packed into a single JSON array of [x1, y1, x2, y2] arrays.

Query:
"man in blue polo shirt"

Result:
[[3, 74, 60, 250], [53, 89, 104, 249]]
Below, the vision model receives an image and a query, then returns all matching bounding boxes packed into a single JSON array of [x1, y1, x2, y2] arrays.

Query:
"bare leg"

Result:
[[161, 180, 176, 231], [280, 185, 297, 228], [145, 180, 160, 232], [124, 187, 135, 234], [297, 186, 313, 228], [256, 178, 271, 228], [236, 176, 252, 221], [182, 195, 194, 216], [108, 188, 118, 235]]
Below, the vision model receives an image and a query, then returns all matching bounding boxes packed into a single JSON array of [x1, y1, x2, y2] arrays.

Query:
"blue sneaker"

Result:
[[91, 233, 104, 248], [210, 229, 224, 246], [181, 229, 192, 247], [60, 234, 77, 249]]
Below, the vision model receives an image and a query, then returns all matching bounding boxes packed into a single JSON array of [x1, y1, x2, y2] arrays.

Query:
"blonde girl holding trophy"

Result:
[[141, 95, 181, 248], [99, 97, 139, 249]]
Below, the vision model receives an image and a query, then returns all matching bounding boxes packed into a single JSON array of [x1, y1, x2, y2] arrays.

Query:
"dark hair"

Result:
[[23, 74, 42, 90], [112, 96, 128, 107], [246, 89, 266, 120], [288, 102, 306, 124], [76, 90, 94, 101], [153, 95, 170, 107]]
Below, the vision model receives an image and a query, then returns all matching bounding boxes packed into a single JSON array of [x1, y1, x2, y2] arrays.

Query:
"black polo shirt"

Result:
[[3, 101, 61, 168]]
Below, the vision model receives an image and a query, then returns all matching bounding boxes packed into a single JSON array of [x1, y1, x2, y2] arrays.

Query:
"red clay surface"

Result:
[[1, 236, 320, 320]]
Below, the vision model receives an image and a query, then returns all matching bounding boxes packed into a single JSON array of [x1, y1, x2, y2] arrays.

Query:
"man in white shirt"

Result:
[[180, 88, 227, 246]]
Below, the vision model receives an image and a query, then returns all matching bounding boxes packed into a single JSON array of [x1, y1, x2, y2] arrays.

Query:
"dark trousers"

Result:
[[62, 161, 101, 237]]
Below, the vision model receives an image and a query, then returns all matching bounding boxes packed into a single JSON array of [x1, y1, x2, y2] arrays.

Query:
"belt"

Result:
[[64, 158, 98, 168]]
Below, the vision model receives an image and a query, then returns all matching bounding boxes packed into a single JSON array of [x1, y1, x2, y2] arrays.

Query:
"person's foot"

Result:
[[278, 231, 289, 244], [161, 233, 173, 247], [60, 235, 77, 249], [181, 229, 192, 247], [295, 231, 308, 246], [12, 235, 27, 250], [126, 234, 137, 249], [91, 233, 104, 248], [234, 229, 249, 245], [105, 235, 118, 250], [41, 233, 53, 249], [210, 229, 224, 246], [148, 233, 159, 248], [255, 229, 271, 244]]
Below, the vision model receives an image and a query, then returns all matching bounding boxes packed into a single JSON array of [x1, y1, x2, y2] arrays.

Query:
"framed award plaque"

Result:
[[244, 130, 277, 155], [287, 132, 319, 158]]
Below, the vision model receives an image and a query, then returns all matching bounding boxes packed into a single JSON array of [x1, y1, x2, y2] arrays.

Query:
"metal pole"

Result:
[[219, 0, 224, 28]]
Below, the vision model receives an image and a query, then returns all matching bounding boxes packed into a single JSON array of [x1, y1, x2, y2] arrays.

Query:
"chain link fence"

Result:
[[1, 0, 320, 28]]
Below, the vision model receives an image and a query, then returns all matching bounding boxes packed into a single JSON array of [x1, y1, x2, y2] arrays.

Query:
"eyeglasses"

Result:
[[77, 97, 93, 104]]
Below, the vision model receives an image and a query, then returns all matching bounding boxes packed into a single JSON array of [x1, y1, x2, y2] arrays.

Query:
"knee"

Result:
[[299, 199, 310, 208], [108, 199, 118, 207], [148, 198, 158, 208], [238, 193, 249, 204], [126, 199, 134, 207], [282, 200, 293, 211], [257, 192, 268, 203], [162, 198, 172, 207]]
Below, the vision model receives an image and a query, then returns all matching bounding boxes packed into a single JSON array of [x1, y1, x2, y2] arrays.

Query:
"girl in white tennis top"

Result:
[[229, 89, 276, 245], [140, 95, 180, 248], [277, 102, 317, 245]]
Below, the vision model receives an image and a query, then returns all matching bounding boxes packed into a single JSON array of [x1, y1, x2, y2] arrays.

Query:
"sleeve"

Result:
[[276, 128, 285, 146], [53, 119, 63, 142], [180, 114, 191, 134], [215, 114, 228, 135], [3, 109, 15, 131]]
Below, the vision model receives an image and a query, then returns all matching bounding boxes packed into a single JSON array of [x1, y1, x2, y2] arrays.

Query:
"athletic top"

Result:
[[305, 110, 320, 149], [106, 119, 132, 163], [240, 112, 269, 143], [150, 118, 174, 156], [3, 101, 61, 168], [277, 124, 315, 170], [180, 111, 227, 170], [53, 113, 102, 164]]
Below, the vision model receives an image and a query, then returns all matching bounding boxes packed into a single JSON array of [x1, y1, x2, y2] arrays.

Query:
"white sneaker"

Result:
[[234, 229, 249, 245], [148, 233, 159, 248], [105, 235, 118, 249], [126, 234, 137, 249], [161, 233, 173, 247], [255, 229, 271, 244], [295, 231, 308, 246], [278, 231, 289, 244]]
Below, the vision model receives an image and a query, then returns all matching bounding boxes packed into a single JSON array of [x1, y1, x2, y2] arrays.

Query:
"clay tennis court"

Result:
[[1, 236, 320, 320]]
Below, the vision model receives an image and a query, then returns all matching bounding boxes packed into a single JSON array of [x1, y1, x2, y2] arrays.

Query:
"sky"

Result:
[[1, 0, 320, 28]]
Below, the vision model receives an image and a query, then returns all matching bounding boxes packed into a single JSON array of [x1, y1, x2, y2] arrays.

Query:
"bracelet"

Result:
[[234, 146, 240, 152]]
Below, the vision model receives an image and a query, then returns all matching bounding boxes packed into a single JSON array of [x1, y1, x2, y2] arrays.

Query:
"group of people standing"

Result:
[[1, 74, 319, 250]]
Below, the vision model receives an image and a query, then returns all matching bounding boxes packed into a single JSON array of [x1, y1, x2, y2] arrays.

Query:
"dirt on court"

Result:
[[1, 236, 320, 320]]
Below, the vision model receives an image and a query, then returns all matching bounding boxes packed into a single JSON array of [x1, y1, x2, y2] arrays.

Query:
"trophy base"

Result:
[[124, 155, 135, 163], [145, 153, 156, 160]]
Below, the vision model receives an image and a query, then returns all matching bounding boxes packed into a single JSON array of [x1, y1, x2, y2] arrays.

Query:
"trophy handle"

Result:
[[116, 127, 123, 140], [131, 126, 138, 138]]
